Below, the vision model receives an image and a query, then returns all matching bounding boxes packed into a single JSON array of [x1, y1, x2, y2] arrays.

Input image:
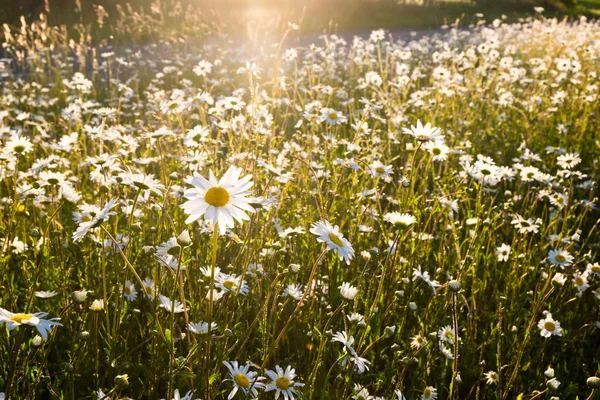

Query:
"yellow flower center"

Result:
[[14, 144, 26, 153], [234, 373, 250, 388], [223, 280, 237, 290], [591, 265, 600, 273], [205, 186, 230, 207], [328, 233, 344, 247], [276, 376, 291, 390], [544, 321, 556, 331], [424, 388, 432, 397], [10, 313, 33, 323], [375, 167, 385, 174], [554, 254, 566, 263], [328, 113, 338, 120], [576, 277, 584, 286]]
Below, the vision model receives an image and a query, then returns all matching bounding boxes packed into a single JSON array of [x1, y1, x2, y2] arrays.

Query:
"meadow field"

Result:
[[0, 2, 599, 399]]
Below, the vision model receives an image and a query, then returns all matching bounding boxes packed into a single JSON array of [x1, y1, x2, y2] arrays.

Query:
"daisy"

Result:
[[423, 140, 450, 162], [318, 108, 347, 125], [282, 283, 304, 301], [264, 365, 305, 400], [556, 153, 581, 169], [587, 262, 600, 278], [89, 299, 104, 311], [188, 321, 217, 335], [572, 271, 590, 292], [193, 60, 212, 76], [422, 386, 438, 400], [410, 334, 428, 349], [538, 313, 562, 338], [339, 282, 358, 300], [158, 294, 185, 314], [181, 166, 254, 235], [222, 361, 265, 400], [402, 120, 444, 142], [0, 308, 62, 341], [215, 273, 249, 295], [438, 325, 455, 344], [384, 212, 416, 229], [548, 249, 573, 267], [310, 220, 355, 264], [169, 389, 201, 400], [496, 244, 511, 262], [439, 341, 454, 360], [72, 199, 119, 242], [34, 291, 59, 299], [121, 171, 165, 197], [484, 371, 499, 385], [122, 280, 137, 301], [368, 161, 394, 181], [6, 134, 34, 154], [510, 215, 541, 234]]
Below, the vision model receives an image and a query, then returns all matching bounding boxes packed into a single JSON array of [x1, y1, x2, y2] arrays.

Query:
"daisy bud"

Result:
[[177, 230, 192, 247], [32, 335, 43, 346], [587, 377, 600, 389], [409, 302, 417, 310], [385, 325, 397, 338], [29, 228, 41, 238], [544, 368, 554, 379], [547, 378, 560, 390], [455, 372, 462, 384], [224, 328, 233, 337], [78, 331, 90, 340], [131, 223, 142, 232], [449, 280, 462, 292]]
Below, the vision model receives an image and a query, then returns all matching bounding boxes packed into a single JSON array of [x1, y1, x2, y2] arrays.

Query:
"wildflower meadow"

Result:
[[0, 2, 599, 399]]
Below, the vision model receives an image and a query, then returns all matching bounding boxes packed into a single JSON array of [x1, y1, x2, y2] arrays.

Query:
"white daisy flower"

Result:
[[548, 249, 574, 267], [538, 313, 562, 338], [222, 361, 265, 400], [310, 220, 355, 264], [421, 386, 438, 400], [0, 308, 62, 341], [264, 365, 305, 400], [402, 120, 444, 142], [339, 282, 359, 300], [188, 321, 217, 335], [181, 166, 255, 235]]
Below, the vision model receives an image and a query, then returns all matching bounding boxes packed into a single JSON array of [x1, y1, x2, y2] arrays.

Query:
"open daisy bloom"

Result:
[[222, 360, 265, 399], [310, 220, 355, 264], [264, 365, 305, 400], [0, 308, 62, 341], [181, 166, 254, 235], [402, 120, 444, 143], [538, 313, 562, 338]]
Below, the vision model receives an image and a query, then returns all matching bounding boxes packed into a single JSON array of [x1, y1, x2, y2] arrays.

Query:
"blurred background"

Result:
[[0, 0, 598, 46]]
